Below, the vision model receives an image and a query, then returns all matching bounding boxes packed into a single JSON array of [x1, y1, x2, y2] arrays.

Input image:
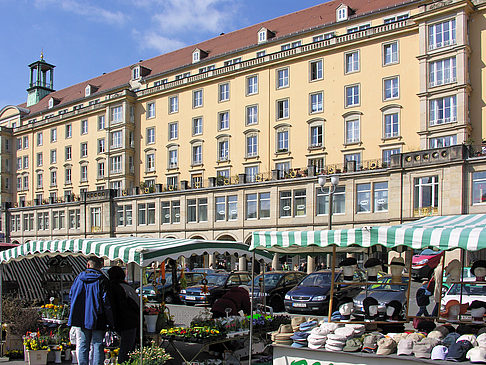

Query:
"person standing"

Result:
[[211, 285, 251, 318], [107, 266, 139, 364], [68, 256, 113, 365], [416, 280, 432, 316]]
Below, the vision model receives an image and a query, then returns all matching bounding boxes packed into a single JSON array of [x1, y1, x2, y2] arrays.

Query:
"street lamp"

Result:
[[318, 175, 340, 230]]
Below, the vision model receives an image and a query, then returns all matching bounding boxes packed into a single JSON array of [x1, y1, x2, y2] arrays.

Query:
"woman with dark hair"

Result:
[[107, 266, 139, 364]]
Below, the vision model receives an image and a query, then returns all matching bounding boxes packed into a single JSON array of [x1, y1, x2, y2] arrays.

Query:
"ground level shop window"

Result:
[[473, 171, 486, 204], [316, 186, 345, 215], [414, 175, 439, 216]]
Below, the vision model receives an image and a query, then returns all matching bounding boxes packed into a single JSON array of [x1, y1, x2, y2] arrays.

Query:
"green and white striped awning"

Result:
[[0, 237, 272, 266], [250, 214, 486, 253]]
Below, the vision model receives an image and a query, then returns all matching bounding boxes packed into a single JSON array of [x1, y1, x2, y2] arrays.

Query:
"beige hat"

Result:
[[291, 316, 307, 332], [428, 330, 445, 340], [377, 337, 397, 355]]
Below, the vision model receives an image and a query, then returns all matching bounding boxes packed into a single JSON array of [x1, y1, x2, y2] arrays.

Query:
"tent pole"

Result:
[[249, 251, 255, 364], [0, 264, 3, 357], [139, 261, 143, 365]]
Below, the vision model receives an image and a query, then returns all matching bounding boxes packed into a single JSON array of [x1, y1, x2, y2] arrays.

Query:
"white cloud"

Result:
[[135, 30, 187, 53], [33, 0, 128, 25]]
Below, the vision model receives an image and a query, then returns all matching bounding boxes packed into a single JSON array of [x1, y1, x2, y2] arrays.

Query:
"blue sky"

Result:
[[0, 0, 328, 108]]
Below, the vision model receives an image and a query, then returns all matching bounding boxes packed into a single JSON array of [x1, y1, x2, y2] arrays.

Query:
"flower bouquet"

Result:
[[125, 341, 172, 365], [39, 304, 69, 324]]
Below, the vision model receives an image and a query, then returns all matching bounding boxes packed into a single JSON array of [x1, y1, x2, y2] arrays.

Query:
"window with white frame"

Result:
[[50, 170, 57, 186], [345, 118, 360, 144], [258, 30, 266, 43], [357, 182, 389, 213], [382, 148, 401, 166], [161, 200, 180, 224], [245, 192, 270, 219], [215, 195, 238, 221], [345, 85, 360, 107], [472, 171, 486, 205], [117, 204, 133, 226], [384, 77, 399, 100], [218, 139, 229, 161], [345, 51, 359, 73], [37, 152, 43, 167], [246, 134, 258, 157], [69, 209, 81, 229], [275, 161, 290, 179], [37, 212, 49, 230], [316, 185, 346, 215], [23, 136, 28, 149], [356, 183, 371, 213], [224, 57, 241, 66], [187, 198, 208, 222], [245, 165, 259, 182], [80, 165, 88, 181], [429, 135, 457, 148], [247, 75, 258, 95], [192, 51, 200, 62], [110, 155, 122, 173], [146, 153, 155, 171], [147, 102, 156, 118], [51, 128, 57, 142], [277, 99, 289, 120], [80, 143, 88, 157], [429, 57, 456, 87], [16, 157, 21, 170], [279, 189, 306, 217], [193, 90, 203, 108], [36, 173, 43, 189], [98, 138, 105, 154], [310, 92, 323, 113], [168, 147, 178, 168], [90, 207, 101, 230], [345, 153, 361, 168], [65, 146, 72, 161], [98, 115, 105, 130], [37, 132, 43, 146], [277, 68, 289, 88], [246, 105, 258, 125], [97, 162, 104, 178], [219, 83, 230, 102], [309, 123, 323, 148], [23, 213, 34, 231], [193, 117, 203, 135], [81, 120, 88, 135], [428, 19, 456, 50], [429, 95, 456, 125], [52, 210, 65, 230], [384, 112, 399, 138], [337, 6, 348, 21], [16, 138, 21, 150], [147, 127, 155, 144], [169, 96, 179, 113], [169, 122, 178, 140], [23, 156, 28, 169], [111, 130, 123, 148], [414, 176, 439, 215], [111, 105, 123, 124], [256, 50, 266, 58], [383, 41, 399, 65], [276, 128, 289, 153], [218, 111, 229, 130], [192, 144, 202, 165], [310, 59, 323, 81], [50, 149, 57, 164], [66, 124, 72, 139]]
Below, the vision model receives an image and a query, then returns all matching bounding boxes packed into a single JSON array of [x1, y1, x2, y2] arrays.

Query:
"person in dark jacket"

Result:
[[211, 285, 251, 318], [107, 266, 139, 364], [68, 256, 113, 365], [416, 280, 432, 316]]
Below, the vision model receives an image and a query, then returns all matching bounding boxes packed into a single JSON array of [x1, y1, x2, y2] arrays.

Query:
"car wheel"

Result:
[[270, 296, 284, 312]]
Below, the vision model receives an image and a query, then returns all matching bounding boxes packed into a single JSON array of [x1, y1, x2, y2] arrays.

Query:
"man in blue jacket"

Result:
[[68, 256, 113, 365]]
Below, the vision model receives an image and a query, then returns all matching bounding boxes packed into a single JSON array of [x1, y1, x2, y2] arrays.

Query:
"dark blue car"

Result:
[[284, 270, 365, 315]]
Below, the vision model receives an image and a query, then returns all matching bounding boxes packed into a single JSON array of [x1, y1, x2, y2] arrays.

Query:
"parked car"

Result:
[[136, 273, 180, 303], [442, 267, 473, 292], [441, 277, 486, 312], [180, 271, 251, 306], [249, 271, 306, 312], [411, 249, 443, 280], [353, 276, 408, 320], [284, 270, 366, 315]]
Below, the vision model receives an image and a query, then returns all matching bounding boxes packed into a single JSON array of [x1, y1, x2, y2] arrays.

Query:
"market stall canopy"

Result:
[[0, 237, 272, 266], [250, 214, 486, 253]]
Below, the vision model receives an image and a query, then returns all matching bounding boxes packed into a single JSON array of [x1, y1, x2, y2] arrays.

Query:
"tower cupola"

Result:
[[27, 52, 55, 107]]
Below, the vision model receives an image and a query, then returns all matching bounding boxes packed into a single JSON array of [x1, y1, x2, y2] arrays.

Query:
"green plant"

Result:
[[3, 297, 40, 336], [125, 341, 171, 365]]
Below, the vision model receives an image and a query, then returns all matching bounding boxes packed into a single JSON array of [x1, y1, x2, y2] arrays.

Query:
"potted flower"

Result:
[[143, 306, 161, 333], [125, 341, 171, 365], [23, 332, 49, 365]]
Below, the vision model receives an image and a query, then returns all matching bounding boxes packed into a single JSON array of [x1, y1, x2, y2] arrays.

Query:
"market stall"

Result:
[[249, 213, 486, 365], [0, 236, 272, 364]]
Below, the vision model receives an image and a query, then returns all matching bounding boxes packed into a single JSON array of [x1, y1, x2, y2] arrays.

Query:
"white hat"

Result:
[[458, 334, 478, 347], [431, 345, 449, 360], [477, 333, 486, 347], [467, 347, 486, 363], [334, 326, 355, 339]]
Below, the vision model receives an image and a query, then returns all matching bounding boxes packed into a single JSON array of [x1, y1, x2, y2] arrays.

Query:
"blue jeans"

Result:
[[74, 327, 105, 365]]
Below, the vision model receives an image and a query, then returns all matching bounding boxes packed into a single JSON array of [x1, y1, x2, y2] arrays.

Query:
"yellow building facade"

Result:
[[1, 0, 486, 267]]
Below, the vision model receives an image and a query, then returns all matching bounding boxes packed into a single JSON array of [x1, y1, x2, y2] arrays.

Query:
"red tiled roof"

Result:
[[18, 0, 418, 116]]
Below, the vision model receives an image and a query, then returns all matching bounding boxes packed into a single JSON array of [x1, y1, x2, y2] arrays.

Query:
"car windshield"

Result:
[[299, 272, 332, 287], [251, 274, 284, 287], [153, 273, 173, 285], [448, 283, 486, 296], [186, 273, 204, 285], [419, 249, 441, 256], [206, 274, 228, 286], [367, 277, 407, 291]]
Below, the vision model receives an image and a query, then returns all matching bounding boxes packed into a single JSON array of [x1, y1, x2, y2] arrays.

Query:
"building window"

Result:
[[23, 213, 34, 231], [111, 155, 122, 173], [52, 210, 65, 230], [374, 182, 389, 212], [193, 90, 203, 108], [161, 200, 180, 224], [337, 6, 347, 21], [245, 192, 270, 219], [219, 83, 230, 102], [246, 105, 258, 125], [473, 172, 486, 205], [309, 157, 325, 174], [429, 95, 457, 126], [147, 127, 155, 144], [90, 207, 101, 231], [345, 51, 359, 73], [169, 96, 179, 113], [429, 135, 457, 148], [429, 57, 456, 87], [169, 122, 178, 140], [16, 138, 22, 150], [64, 124, 72, 139], [36, 173, 43, 189], [316, 186, 346, 215], [50, 149, 57, 164], [111, 105, 123, 124], [168, 148, 178, 168], [37, 152, 43, 167], [50, 170, 57, 186], [51, 128, 57, 142], [80, 165, 88, 181], [309, 59, 323, 81], [65, 167, 72, 184], [357, 183, 371, 213], [383, 77, 399, 100], [345, 153, 361, 169], [246, 134, 258, 157], [382, 148, 401, 166], [218, 111, 229, 131], [192, 144, 202, 165], [98, 115, 105, 130], [167, 176, 178, 190], [81, 120, 88, 135], [37, 132, 43, 146], [218, 139, 229, 161], [429, 19, 456, 50], [247, 75, 258, 95], [277, 68, 289, 88], [245, 165, 259, 183], [383, 42, 399, 65], [275, 162, 290, 179], [116, 204, 133, 226], [69, 209, 81, 229], [98, 139, 105, 154], [80, 143, 88, 158], [23, 156, 28, 169], [277, 99, 289, 120], [279, 189, 306, 217], [345, 85, 360, 107], [97, 162, 104, 178], [384, 112, 399, 138], [310, 92, 323, 113], [345, 118, 360, 144], [65, 146, 72, 161], [276, 128, 289, 152], [187, 198, 208, 223], [193, 117, 203, 136], [137, 202, 155, 225], [215, 195, 238, 221], [256, 51, 266, 58], [146, 153, 155, 172], [414, 176, 439, 216], [111, 130, 123, 148], [310, 124, 323, 148], [37, 212, 49, 230]]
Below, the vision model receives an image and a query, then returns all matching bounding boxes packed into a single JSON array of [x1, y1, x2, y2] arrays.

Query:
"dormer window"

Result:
[[193, 51, 200, 63], [337, 4, 349, 22], [48, 98, 54, 109], [257, 27, 274, 44], [192, 48, 208, 64], [85, 85, 91, 97], [132, 67, 140, 80]]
